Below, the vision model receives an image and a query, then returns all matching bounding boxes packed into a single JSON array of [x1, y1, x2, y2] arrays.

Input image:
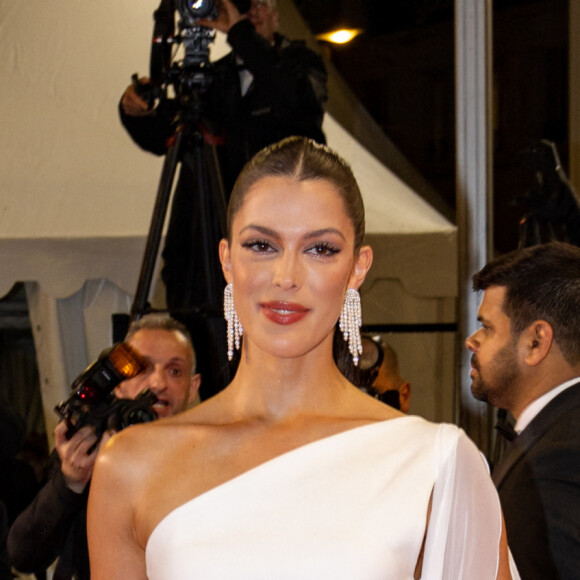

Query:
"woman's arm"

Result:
[[496, 514, 514, 580], [421, 425, 520, 579], [87, 432, 148, 580]]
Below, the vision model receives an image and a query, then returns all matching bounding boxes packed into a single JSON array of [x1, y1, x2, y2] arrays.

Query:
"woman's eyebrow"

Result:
[[239, 224, 279, 239], [239, 225, 346, 242], [304, 228, 346, 241]]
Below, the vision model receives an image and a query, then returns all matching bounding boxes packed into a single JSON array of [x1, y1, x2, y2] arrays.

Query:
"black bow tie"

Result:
[[496, 418, 518, 441]]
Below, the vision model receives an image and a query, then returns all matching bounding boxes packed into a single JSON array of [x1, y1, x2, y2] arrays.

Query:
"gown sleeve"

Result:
[[421, 425, 520, 579]]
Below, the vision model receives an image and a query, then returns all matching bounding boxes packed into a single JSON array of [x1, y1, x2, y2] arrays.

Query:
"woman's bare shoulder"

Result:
[[94, 414, 194, 479], [96, 401, 227, 469]]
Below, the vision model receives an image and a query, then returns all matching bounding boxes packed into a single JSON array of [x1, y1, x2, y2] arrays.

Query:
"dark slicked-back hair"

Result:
[[472, 242, 580, 365], [227, 136, 365, 252]]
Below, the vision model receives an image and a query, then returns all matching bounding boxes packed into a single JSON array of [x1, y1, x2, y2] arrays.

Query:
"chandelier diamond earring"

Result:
[[224, 283, 243, 361], [339, 288, 363, 366]]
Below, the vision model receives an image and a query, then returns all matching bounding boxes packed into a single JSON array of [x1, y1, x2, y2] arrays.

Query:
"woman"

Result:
[[88, 137, 517, 579]]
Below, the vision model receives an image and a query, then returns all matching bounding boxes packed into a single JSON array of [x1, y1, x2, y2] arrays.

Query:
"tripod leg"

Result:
[[130, 127, 186, 321], [174, 133, 231, 398], [189, 134, 226, 303], [207, 141, 228, 237]]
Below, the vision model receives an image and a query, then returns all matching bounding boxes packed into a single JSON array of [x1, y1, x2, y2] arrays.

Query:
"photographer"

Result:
[[7, 314, 200, 580], [119, 0, 327, 397]]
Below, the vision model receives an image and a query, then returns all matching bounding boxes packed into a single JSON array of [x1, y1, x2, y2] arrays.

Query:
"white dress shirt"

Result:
[[515, 376, 580, 434]]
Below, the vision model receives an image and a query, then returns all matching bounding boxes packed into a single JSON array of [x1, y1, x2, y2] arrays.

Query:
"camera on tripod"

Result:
[[54, 342, 158, 441], [177, 0, 252, 27], [178, 0, 218, 27], [149, 0, 252, 83]]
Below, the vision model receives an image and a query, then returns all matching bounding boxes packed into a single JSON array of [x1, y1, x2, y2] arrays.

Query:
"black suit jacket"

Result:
[[492, 381, 580, 580]]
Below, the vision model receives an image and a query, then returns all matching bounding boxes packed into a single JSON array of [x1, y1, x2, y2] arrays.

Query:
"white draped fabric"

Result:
[[146, 418, 520, 579]]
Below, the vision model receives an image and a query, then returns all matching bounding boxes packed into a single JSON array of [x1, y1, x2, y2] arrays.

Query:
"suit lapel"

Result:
[[492, 381, 580, 487], [492, 428, 534, 486]]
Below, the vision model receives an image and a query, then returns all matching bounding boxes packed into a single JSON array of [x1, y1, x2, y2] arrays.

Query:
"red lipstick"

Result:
[[261, 301, 309, 325]]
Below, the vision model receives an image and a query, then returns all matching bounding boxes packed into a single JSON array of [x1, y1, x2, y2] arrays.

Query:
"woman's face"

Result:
[[220, 176, 372, 362]]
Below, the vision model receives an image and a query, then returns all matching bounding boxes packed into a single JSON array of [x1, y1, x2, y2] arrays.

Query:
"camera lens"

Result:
[[120, 407, 157, 430], [182, 0, 215, 20]]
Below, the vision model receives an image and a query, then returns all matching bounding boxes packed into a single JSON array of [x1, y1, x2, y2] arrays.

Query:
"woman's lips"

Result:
[[261, 301, 309, 325]]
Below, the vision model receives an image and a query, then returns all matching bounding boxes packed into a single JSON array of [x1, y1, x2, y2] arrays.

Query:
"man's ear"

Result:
[[188, 373, 202, 405], [398, 381, 411, 414], [348, 245, 373, 290], [523, 320, 554, 366], [219, 238, 232, 284]]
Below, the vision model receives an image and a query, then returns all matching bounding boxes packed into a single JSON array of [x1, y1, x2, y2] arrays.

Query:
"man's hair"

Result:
[[257, 0, 277, 9], [124, 314, 197, 373], [473, 242, 580, 365]]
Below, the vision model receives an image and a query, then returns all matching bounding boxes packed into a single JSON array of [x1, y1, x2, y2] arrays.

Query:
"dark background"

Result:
[[293, 0, 569, 254]]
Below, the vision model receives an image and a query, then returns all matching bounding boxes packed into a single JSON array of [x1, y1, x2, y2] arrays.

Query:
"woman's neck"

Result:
[[223, 347, 352, 423]]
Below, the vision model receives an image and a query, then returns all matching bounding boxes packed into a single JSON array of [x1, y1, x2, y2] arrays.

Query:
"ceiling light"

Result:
[[316, 28, 363, 45]]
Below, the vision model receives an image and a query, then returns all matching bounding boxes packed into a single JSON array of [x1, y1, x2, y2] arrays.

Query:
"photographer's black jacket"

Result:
[[7, 451, 90, 580], [119, 19, 327, 398]]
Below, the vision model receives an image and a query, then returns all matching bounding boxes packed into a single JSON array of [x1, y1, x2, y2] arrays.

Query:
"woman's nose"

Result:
[[272, 252, 299, 289]]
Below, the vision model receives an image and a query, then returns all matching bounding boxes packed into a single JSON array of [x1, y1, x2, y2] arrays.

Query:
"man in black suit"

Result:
[[465, 241, 580, 580]]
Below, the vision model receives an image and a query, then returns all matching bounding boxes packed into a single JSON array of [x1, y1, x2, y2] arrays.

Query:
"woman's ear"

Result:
[[219, 238, 232, 283], [349, 245, 373, 290]]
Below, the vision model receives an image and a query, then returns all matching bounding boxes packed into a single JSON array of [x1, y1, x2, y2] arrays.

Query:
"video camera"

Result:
[[147, 0, 252, 95], [54, 342, 158, 441]]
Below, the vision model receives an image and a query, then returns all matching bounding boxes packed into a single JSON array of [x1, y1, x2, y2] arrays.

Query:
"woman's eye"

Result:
[[242, 239, 274, 253], [307, 243, 340, 256]]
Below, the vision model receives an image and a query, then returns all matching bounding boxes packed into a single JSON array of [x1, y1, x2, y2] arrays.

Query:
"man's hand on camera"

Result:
[[54, 421, 112, 494], [197, 0, 246, 34], [121, 76, 155, 117]]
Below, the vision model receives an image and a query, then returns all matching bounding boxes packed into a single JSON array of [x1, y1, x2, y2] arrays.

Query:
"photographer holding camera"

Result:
[[7, 314, 200, 580], [120, 0, 328, 398]]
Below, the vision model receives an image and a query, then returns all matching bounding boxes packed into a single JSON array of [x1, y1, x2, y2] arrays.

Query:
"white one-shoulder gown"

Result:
[[146, 416, 519, 579]]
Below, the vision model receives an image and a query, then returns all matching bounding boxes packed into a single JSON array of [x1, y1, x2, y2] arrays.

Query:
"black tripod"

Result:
[[128, 29, 233, 400]]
